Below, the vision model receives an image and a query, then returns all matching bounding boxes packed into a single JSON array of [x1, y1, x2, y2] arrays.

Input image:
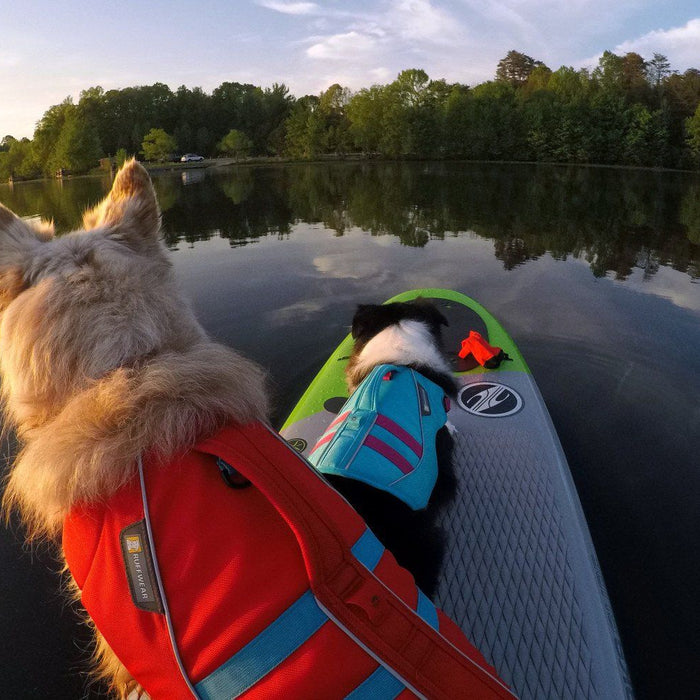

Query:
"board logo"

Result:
[[287, 437, 308, 453], [458, 382, 523, 417]]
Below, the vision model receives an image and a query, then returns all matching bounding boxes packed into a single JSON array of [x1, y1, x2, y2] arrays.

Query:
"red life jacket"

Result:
[[63, 422, 512, 699]]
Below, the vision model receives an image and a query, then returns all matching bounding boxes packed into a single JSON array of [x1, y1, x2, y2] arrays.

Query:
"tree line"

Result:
[[2, 50, 700, 179]]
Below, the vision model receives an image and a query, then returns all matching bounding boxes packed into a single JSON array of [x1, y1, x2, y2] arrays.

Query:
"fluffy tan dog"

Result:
[[0, 160, 268, 696]]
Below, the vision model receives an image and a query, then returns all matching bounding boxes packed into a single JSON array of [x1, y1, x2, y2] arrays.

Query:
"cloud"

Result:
[[304, 0, 463, 61], [387, 0, 460, 43], [265, 298, 327, 326], [298, 0, 466, 93], [612, 263, 700, 313], [258, 1, 319, 15], [612, 18, 700, 71], [307, 31, 380, 61]]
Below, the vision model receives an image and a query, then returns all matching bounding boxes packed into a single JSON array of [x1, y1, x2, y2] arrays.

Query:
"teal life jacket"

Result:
[[308, 364, 450, 510]]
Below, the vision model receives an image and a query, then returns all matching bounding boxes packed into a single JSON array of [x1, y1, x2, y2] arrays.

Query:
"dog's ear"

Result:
[[413, 298, 448, 327], [432, 307, 449, 327], [0, 204, 52, 309], [351, 304, 378, 339], [0, 203, 53, 248], [82, 159, 160, 248]]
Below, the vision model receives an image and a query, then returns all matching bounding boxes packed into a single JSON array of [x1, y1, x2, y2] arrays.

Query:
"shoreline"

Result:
[[2, 155, 699, 187]]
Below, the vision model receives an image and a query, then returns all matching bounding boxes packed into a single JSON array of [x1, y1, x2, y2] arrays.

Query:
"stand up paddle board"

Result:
[[281, 289, 632, 700]]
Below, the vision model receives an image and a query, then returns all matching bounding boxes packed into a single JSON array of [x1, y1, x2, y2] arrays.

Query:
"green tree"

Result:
[[258, 83, 294, 155], [141, 128, 177, 162], [285, 85, 351, 158], [593, 51, 650, 103], [587, 92, 628, 164], [646, 54, 672, 89], [519, 65, 553, 97], [347, 86, 385, 154], [217, 129, 253, 159], [1, 135, 17, 152], [593, 51, 625, 93], [443, 85, 471, 156], [623, 104, 669, 166], [496, 51, 546, 86], [685, 103, 700, 163], [284, 96, 316, 158], [211, 82, 256, 137], [547, 66, 591, 103], [318, 83, 352, 154], [115, 148, 130, 167], [52, 112, 102, 173], [32, 98, 75, 175], [0, 138, 40, 180], [466, 81, 522, 159]]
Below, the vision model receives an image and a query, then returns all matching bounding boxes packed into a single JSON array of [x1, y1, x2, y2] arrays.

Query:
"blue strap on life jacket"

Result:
[[195, 527, 439, 699], [308, 364, 448, 511]]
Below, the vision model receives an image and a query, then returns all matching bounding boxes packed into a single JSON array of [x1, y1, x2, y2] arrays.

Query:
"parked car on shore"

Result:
[[180, 153, 204, 162]]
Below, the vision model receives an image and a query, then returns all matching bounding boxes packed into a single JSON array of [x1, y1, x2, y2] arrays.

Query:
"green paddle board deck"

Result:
[[281, 289, 632, 700]]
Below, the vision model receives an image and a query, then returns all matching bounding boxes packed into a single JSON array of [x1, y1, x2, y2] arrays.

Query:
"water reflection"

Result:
[[181, 168, 206, 186], [1, 162, 698, 281]]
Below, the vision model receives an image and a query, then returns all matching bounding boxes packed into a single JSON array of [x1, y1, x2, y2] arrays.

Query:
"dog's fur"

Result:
[[329, 300, 458, 596], [0, 160, 268, 697], [346, 301, 457, 398]]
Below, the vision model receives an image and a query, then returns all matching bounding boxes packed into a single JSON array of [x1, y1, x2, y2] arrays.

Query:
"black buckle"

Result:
[[217, 458, 251, 489]]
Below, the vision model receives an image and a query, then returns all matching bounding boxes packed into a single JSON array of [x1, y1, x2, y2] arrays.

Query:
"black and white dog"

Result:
[[331, 299, 458, 595], [345, 300, 458, 398]]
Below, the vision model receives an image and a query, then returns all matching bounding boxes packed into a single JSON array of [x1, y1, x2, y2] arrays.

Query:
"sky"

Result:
[[1, 0, 699, 139]]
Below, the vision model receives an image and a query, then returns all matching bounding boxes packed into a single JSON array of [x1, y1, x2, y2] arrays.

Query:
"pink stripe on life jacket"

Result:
[[311, 412, 351, 455], [375, 414, 423, 458], [364, 436, 414, 475], [311, 432, 335, 455], [328, 411, 350, 430]]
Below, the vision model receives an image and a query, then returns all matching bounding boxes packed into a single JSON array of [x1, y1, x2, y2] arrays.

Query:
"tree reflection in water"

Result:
[[0, 162, 698, 281]]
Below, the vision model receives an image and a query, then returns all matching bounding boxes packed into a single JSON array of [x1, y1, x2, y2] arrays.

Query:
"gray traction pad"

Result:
[[435, 421, 631, 699]]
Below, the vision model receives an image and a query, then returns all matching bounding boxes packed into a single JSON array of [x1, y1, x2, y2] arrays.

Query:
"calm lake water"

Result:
[[1, 162, 699, 699]]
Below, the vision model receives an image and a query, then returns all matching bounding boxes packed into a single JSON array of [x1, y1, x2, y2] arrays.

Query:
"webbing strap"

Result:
[[351, 528, 385, 571], [416, 589, 439, 631], [343, 578, 441, 700], [344, 667, 405, 699], [195, 590, 328, 699], [352, 530, 439, 631], [194, 527, 441, 699]]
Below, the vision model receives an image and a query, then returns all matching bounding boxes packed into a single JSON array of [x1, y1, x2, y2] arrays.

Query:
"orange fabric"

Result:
[[458, 331, 502, 365], [63, 423, 510, 699]]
